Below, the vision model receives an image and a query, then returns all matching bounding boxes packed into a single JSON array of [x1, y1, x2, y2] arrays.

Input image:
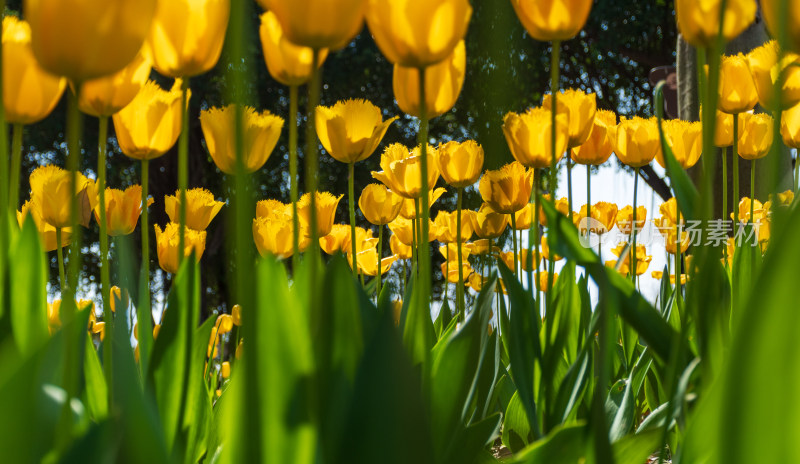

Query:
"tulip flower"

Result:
[[390, 234, 413, 260], [503, 107, 569, 169], [256, 199, 292, 219], [113, 80, 186, 160], [359, 184, 403, 226], [577, 202, 618, 235], [536, 272, 558, 292], [439, 242, 472, 261], [29, 165, 93, 229], [341, 226, 378, 255], [316, 99, 397, 164], [388, 217, 436, 246], [716, 53, 758, 114], [616, 205, 647, 235], [267, 0, 366, 50], [259, 11, 328, 87], [513, 204, 534, 230], [231, 305, 242, 326], [434, 210, 474, 243], [366, 0, 472, 68], [200, 104, 285, 174], [572, 109, 616, 165], [781, 102, 800, 149], [93, 185, 153, 236], [543, 89, 596, 148], [436, 140, 484, 189], [535, 195, 572, 228], [353, 247, 398, 276], [17, 199, 71, 252], [654, 217, 691, 255], [147, 0, 229, 78], [471, 204, 509, 239], [509, 0, 593, 41], [399, 188, 447, 220], [658, 120, 703, 169], [730, 197, 765, 226], [297, 192, 342, 238], [78, 50, 151, 118], [746, 41, 800, 111], [154, 222, 206, 274], [165, 188, 224, 231], [703, 107, 734, 148], [478, 162, 533, 214], [319, 224, 352, 255], [393, 41, 466, 119], [675, 0, 755, 48], [24, 0, 156, 82], [761, 0, 800, 55], [608, 243, 652, 276], [441, 261, 473, 284], [614, 116, 660, 168], [737, 112, 774, 160], [372, 143, 440, 199]]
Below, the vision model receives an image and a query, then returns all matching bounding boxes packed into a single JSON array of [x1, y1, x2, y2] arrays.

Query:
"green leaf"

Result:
[[502, 392, 532, 452], [9, 215, 48, 356], [83, 335, 108, 421], [402, 268, 436, 365], [512, 423, 587, 463], [612, 427, 663, 463]]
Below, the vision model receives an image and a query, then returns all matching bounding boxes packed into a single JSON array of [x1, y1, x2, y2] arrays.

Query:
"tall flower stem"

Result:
[[733, 113, 740, 244], [532, 169, 541, 306], [456, 187, 465, 319], [510, 213, 519, 276], [177, 79, 190, 265], [631, 168, 639, 283], [417, 67, 432, 309], [722, 147, 728, 227], [348, 162, 357, 276], [548, 41, 561, 201], [587, 166, 594, 254], [750, 160, 755, 234], [306, 50, 322, 276], [9, 123, 22, 210], [412, 200, 419, 271], [56, 228, 66, 292], [96, 116, 113, 406], [675, 206, 683, 308], [289, 85, 300, 269], [567, 154, 573, 224], [139, 158, 152, 374], [376, 224, 383, 299]]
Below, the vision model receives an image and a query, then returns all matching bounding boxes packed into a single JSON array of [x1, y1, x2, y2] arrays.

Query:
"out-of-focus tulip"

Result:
[[675, 0, 755, 48], [109, 286, 129, 314], [519, 248, 541, 272], [764, 190, 794, 210], [543, 89, 596, 148], [399, 187, 446, 219], [297, 192, 342, 238], [259, 11, 328, 87], [616, 205, 647, 235], [577, 202, 617, 235], [535, 194, 571, 228], [253, 214, 296, 259], [434, 210, 474, 243], [761, 0, 800, 54], [781, 102, 800, 148], [478, 162, 533, 214], [509, 0, 592, 41], [536, 272, 557, 292], [654, 216, 691, 254], [392, 299, 403, 326], [717, 53, 758, 114], [353, 248, 398, 276], [148, 0, 229, 78], [503, 107, 569, 168], [439, 242, 472, 262], [221, 361, 231, 379], [359, 184, 403, 226], [540, 235, 562, 262], [608, 243, 651, 276], [2, 16, 66, 125], [702, 106, 734, 148], [94, 185, 153, 236], [436, 139, 483, 188], [441, 261, 473, 284], [390, 234, 413, 259], [471, 203, 508, 239], [388, 217, 436, 245], [200, 104, 284, 174], [113, 80, 186, 160], [659, 198, 684, 225], [572, 109, 616, 165], [658, 120, 703, 169], [231, 305, 242, 326], [17, 199, 71, 251], [29, 165, 93, 229], [614, 117, 660, 168], [91, 321, 106, 341], [319, 224, 350, 255], [267, 0, 366, 50], [78, 50, 151, 117], [393, 41, 466, 119], [730, 197, 764, 223], [651, 271, 689, 285], [366, 0, 471, 68], [737, 112, 774, 160], [215, 314, 233, 335], [165, 188, 224, 231], [24, 0, 156, 82], [316, 99, 397, 164], [154, 222, 206, 273], [371, 143, 440, 199], [746, 41, 800, 110]]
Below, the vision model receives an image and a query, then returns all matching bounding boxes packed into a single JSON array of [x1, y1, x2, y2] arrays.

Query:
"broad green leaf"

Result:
[[502, 392, 532, 452], [83, 336, 108, 421], [612, 427, 662, 463], [9, 216, 48, 356], [402, 268, 435, 365], [512, 423, 587, 463], [605, 379, 634, 442], [552, 345, 592, 425]]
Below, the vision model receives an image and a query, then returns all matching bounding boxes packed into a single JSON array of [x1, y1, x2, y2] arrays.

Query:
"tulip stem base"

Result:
[[9, 123, 22, 211]]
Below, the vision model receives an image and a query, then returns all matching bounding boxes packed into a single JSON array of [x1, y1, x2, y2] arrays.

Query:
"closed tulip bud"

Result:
[[78, 50, 151, 117], [616, 205, 647, 235], [113, 80, 186, 160], [148, 0, 229, 78], [676, 0, 755, 48], [701, 106, 734, 148], [94, 185, 153, 236], [390, 234, 413, 260], [297, 192, 342, 238], [17, 199, 71, 252], [29, 165, 93, 229], [267, 0, 366, 50], [503, 107, 568, 168], [366, 0, 471, 68], [614, 117, 660, 168], [154, 222, 206, 274], [201, 104, 284, 174], [578, 202, 618, 235], [509, 0, 592, 41], [654, 217, 691, 254], [2, 17, 66, 125], [746, 41, 800, 111], [478, 162, 533, 214], [24, 0, 156, 82], [230, 305, 242, 326], [393, 41, 466, 119], [109, 286, 129, 314], [572, 109, 616, 165], [215, 314, 233, 335], [316, 100, 397, 165], [221, 361, 231, 379], [319, 224, 350, 255], [715, 54, 758, 114], [513, 204, 534, 230], [436, 140, 484, 188], [471, 204, 508, 239], [434, 210, 474, 243], [441, 261, 473, 284], [254, 214, 298, 259], [761, 0, 800, 54], [781, 102, 800, 149], [235, 340, 243, 360], [543, 89, 596, 148], [353, 248, 398, 276], [359, 184, 403, 226], [609, 243, 652, 276], [392, 299, 403, 326], [659, 198, 684, 225], [658, 120, 703, 169], [730, 197, 764, 223], [256, 199, 291, 219], [153, 324, 161, 339], [371, 143, 440, 199], [538, 235, 560, 262], [164, 188, 224, 231], [259, 11, 328, 87], [737, 112, 773, 160]]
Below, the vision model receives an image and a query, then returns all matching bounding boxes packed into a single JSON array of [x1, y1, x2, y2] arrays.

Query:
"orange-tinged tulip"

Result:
[[609, 242, 651, 276], [746, 41, 800, 111], [471, 203, 509, 239], [200, 104, 284, 174], [253, 214, 297, 259], [320, 224, 351, 255], [614, 116, 660, 168], [267, 0, 366, 50], [436, 139, 483, 188], [577, 202, 617, 235], [441, 261, 473, 284], [298, 191, 342, 238], [371, 143, 440, 199], [503, 107, 568, 169], [113, 80, 186, 160], [147, 0, 229, 78], [359, 184, 403, 226], [78, 50, 151, 117], [316, 99, 397, 164], [24, 0, 156, 82], [366, 0, 471, 68], [509, 0, 592, 41], [716, 53, 758, 114], [737, 112, 774, 160], [616, 205, 647, 235], [543, 89, 596, 148], [390, 233, 413, 259], [675, 0, 755, 48], [781, 102, 800, 149], [434, 210, 474, 243], [29, 165, 93, 229], [658, 120, 703, 169], [353, 248, 398, 276], [2, 16, 66, 125], [259, 11, 328, 87], [154, 222, 206, 274], [761, 0, 800, 54], [94, 185, 153, 236], [399, 187, 446, 219], [17, 199, 71, 251], [478, 162, 533, 214], [164, 188, 224, 231], [393, 40, 466, 119], [654, 217, 691, 254], [572, 109, 616, 165]]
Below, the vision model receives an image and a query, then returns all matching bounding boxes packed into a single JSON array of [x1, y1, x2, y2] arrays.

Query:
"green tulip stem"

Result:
[[56, 228, 66, 292], [533, 169, 541, 307], [306, 49, 322, 279], [567, 153, 573, 224], [795, 147, 800, 193], [631, 168, 639, 283], [750, 160, 756, 236], [9, 123, 22, 210], [549, 40, 561, 206], [722, 146, 728, 229], [139, 158, 152, 375], [417, 66, 432, 309], [456, 187, 465, 320], [509, 210, 519, 276], [376, 224, 383, 299], [97, 116, 114, 407], [485, 238, 491, 289], [733, 113, 739, 242], [289, 84, 300, 269], [412, 199, 418, 272], [587, 165, 594, 255], [675, 208, 682, 307], [348, 162, 357, 277], [177, 78, 190, 266]]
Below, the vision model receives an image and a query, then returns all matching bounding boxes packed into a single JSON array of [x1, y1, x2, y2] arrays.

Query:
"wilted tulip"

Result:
[[268, 0, 367, 50], [78, 50, 151, 117], [316, 99, 397, 164], [399, 187, 446, 219], [675, 0, 755, 48], [616, 205, 647, 235], [154, 222, 206, 274], [781, 102, 800, 148], [737, 112, 774, 160], [572, 109, 616, 165], [471, 204, 509, 239], [393, 41, 466, 119], [478, 162, 533, 214], [259, 11, 328, 87], [614, 117, 660, 168], [503, 107, 568, 168], [29, 165, 93, 229], [113, 80, 186, 160], [434, 210, 474, 243], [297, 192, 343, 238], [436, 139, 483, 189], [658, 120, 703, 169], [717, 53, 758, 114], [165, 188, 224, 231], [543, 89, 596, 148], [746, 41, 800, 110], [509, 0, 593, 41], [94, 185, 153, 236], [371, 143, 440, 199], [200, 104, 284, 174], [17, 199, 71, 251], [359, 184, 403, 226]]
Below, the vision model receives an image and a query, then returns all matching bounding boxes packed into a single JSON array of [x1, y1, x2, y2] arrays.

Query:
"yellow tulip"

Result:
[[781, 102, 800, 148], [215, 314, 233, 335], [342, 226, 378, 255], [91, 321, 106, 341], [366, 0, 471, 68], [256, 198, 291, 219], [439, 242, 472, 262], [659, 198, 684, 225], [503, 107, 569, 168], [200, 104, 284, 174], [761, 0, 800, 54], [399, 187, 447, 219], [614, 116, 660, 168], [577, 202, 617, 235], [147, 0, 229, 78], [518, 248, 542, 272], [716, 53, 758, 114], [319, 224, 351, 255], [434, 210, 474, 243], [371, 143, 440, 199], [746, 41, 800, 110], [390, 234, 412, 260], [268, 0, 366, 50], [353, 248, 398, 276], [470, 239, 496, 256], [231, 304, 242, 326], [436, 139, 483, 189], [221, 361, 231, 379], [536, 272, 557, 292], [675, 0, 755, 48], [737, 112, 774, 160], [540, 235, 562, 262], [259, 11, 328, 87], [653, 216, 690, 254], [297, 192, 343, 238], [702, 106, 734, 148], [471, 203, 509, 239], [571, 109, 616, 165], [358, 184, 403, 226], [393, 40, 466, 119], [657, 120, 702, 169], [535, 194, 571, 228], [478, 162, 533, 214], [509, 0, 592, 41], [113, 80, 186, 160], [94, 185, 153, 236], [388, 217, 437, 245], [109, 286, 129, 314], [441, 261, 473, 284], [513, 204, 534, 230], [543, 89, 596, 148], [164, 188, 224, 231], [29, 165, 93, 229], [615, 205, 647, 235], [730, 197, 764, 223], [765, 190, 794, 210], [154, 222, 206, 274], [78, 50, 151, 117], [253, 214, 295, 259], [24, 0, 156, 82], [316, 99, 397, 164], [608, 243, 651, 276], [17, 199, 71, 251], [2, 16, 66, 125]]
